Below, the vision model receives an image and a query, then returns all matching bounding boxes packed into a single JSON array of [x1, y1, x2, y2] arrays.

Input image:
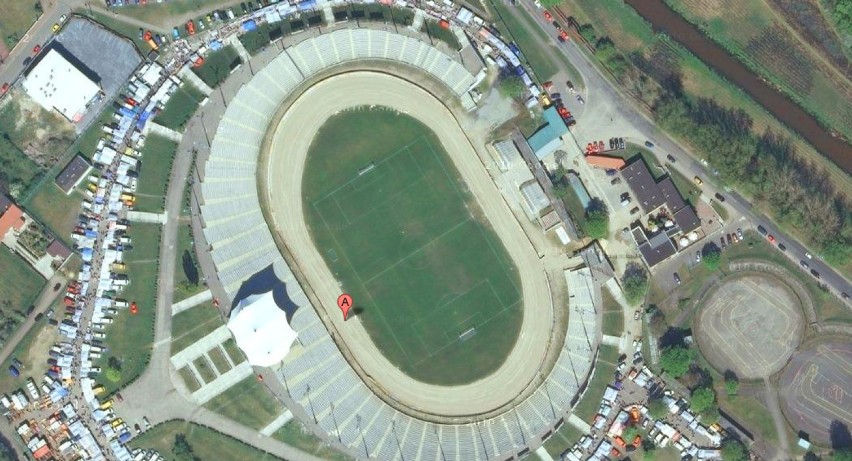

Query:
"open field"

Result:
[[665, 0, 852, 141], [26, 183, 84, 245], [543, 421, 584, 458], [204, 376, 282, 430], [0, 319, 56, 393], [135, 134, 178, 212], [131, 420, 281, 460], [695, 273, 804, 378], [302, 108, 522, 385], [572, 344, 619, 422], [0, 246, 45, 327], [170, 303, 222, 354], [716, 384, 780, 447], [0, 0, 40, 50], [273, 420, 352, 461], [154, 83, 205, 131], [779, 338, 852, 447], [95, 223, 161, 394]]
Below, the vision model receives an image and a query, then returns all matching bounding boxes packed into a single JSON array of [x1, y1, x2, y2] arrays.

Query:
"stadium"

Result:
[[194, 25, 602, 460]]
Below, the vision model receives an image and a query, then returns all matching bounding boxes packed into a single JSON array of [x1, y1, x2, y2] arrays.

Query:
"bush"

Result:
[[497, 75, 526, 99], [702, 243, 722, 270], [659, 345, 695, 378], [721, 438, 748, 461], [725, 377, 739, 396], [105, 367, 121, 383], [691, 386, 716, 414], [584, 198, 609, 239]]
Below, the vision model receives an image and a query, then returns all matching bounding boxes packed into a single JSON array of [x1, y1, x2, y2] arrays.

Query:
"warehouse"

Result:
[[22, 49, 101, 122]]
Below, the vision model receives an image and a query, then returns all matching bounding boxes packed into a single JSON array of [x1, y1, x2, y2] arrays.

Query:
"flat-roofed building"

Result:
[[622, 158, 665, 213], [55, 154, 93, 194], [22, 49, 101, 122]]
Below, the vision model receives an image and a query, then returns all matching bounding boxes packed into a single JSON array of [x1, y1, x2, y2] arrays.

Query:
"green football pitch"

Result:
[[303, 108, 522, 385]]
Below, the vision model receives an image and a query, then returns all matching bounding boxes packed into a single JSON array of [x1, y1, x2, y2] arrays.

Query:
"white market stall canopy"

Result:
[[227, 291, 297, 367]]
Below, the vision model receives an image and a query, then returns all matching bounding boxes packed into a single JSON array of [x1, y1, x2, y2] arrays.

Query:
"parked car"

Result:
[[714, 192, 725, 202], [800, 260, 809, 269], [52, 23, 60, 33], [757, 225, 767, 236], [767, 234, 776, 244], [666, 154, 676, 163], [576, 95, 584, 104], [805, 251, 813, 259], [618, 138, 625, 149], [610, 177, 621, 185], [644, 140, 654, 148], [778, 243, 787, 252], [673, 273, 681, 285], [693, 176, 703, 186], [634, 311, 640, 320], [810, 269, 820, 279], [726, 234, 732, 246], [736, 228, 743, 240], [695, 252, 701, 263], [629, 206, 640, 215]]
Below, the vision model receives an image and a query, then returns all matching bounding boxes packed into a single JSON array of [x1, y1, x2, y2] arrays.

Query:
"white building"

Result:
[[22, 49, 101, 122], [228, 291, 298, 367]]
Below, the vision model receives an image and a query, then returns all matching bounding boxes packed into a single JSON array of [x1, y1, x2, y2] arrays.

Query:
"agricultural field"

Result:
[[131, 420, 282, 461], [303, 108, 522, 386], [135, 134, 179, 212], [665, 0, 852, 141], [94, 223, 162, 394]]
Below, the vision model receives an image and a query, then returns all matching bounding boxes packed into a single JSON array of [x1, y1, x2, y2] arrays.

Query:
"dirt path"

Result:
[[762, 376, 792, 461], [263, 72, 555, 416]]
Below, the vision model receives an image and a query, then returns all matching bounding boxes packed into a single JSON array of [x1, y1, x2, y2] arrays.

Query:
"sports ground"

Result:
[[302, 108, 522, 385]]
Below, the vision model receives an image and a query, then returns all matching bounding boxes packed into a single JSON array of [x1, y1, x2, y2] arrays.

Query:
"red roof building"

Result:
[[0, 204, 25, 239]]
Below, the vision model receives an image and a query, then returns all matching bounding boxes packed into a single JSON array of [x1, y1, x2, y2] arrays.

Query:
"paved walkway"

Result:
[[170, 325, 231, 368], [145, 122, 183, 142], [126, 210, 167, 224], [178, 65, 214, 95], [192, 361, 253, 404], [567, 413, 592, 433], [260, 410, 293, 436], [228, 34, 251, 64], [171, 289, 212, 315]]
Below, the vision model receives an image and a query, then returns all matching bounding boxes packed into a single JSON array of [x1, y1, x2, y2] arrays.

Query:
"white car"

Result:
[[93, 332, 106, 339], [59, 14, 67, 22], [805, 252, 813, 259]]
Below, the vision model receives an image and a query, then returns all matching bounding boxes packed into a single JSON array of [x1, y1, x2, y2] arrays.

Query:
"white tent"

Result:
[[227, 291, 297, 367]]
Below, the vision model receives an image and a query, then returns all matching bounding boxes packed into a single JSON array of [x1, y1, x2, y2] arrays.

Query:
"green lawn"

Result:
[[131, 420, 282, 461], [171, 303, 223, 354], [193, 356, 216, 384], [667, 166, 702, 207], [154, 84, 205, 131], [136, 134, 179, 212], [221, 338, 245, 365], [173, 219, 205, 303], [193, 46, 241, 88], [26, 183, 84, 245], [423, 20, 461, 50], [572, 344, 619, 422], [207, 345, 231, 374], [0, 247, 45, 344], [543, 422, 584, 458], [178, 366, 202, 393], [302, 108, 522, 385], [489, 0, 559, 80], [710, 200, 729, 222], [601, 288, 624, 336], [0, 0, 41, 49], [204, 376, 282, 430], [95, 223, 161, 395], [115, 0, 232, 28], [273, 420, 352, 461]]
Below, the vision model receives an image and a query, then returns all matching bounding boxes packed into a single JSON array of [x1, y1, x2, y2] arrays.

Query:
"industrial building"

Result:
[[22, 49, 101, 122]]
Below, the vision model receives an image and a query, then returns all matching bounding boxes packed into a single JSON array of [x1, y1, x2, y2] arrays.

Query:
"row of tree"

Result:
[[654, 90, 851, 266]]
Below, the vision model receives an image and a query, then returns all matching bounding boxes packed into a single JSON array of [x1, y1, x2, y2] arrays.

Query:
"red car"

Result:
[[543, 10, 552, 21], [32, 45, 41, 54], [559, 30, 569, 41], [1, 83, 8, 94], [767, 234, 776, 244], [186, 20, 196, 35]]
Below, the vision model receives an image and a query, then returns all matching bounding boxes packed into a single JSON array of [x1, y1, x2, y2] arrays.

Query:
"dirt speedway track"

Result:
[[261, 72, 555, 416]]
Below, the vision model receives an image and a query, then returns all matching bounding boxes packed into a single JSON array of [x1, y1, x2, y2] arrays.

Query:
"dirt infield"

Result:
[[261, 72, 554, 416], [779, 339, 852, 446], [695, 274, 804, 379]]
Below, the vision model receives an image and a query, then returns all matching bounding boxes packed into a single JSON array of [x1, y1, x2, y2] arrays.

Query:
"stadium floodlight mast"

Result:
[[539, 372, 557, 419], [329, 402, 341, 443], [305, 384, 317, 424], [474, 422, 489, 459], [433, 425, 447, 461], [513, 406, 526, 446], [391, 420, 405, 461], [356, 415, 369, 458]]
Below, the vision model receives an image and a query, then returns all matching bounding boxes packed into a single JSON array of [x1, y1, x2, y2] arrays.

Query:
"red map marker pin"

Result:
[[337, 294, 353, 321]]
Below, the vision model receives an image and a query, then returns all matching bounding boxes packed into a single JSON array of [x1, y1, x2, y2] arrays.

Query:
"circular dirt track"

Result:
[[261, 72, 554, 417], [780, 339, 852, 446], [695, 274, 804, 379]]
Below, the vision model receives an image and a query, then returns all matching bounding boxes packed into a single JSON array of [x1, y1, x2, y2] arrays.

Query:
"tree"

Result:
[[720, 438, 748, 461], [725, 375, 739, 396], [690, 386, 716, 414], [497, 75, 525, 99], [584, 199, 610, 239], [104, 367, 121, 383], [621, 263, 649, 305], [172, 434, 198, 461], [702, 243, 722, 271], [833, 449, 852, 461], [647, 397, 668, 419], [182, 250, 199, 286], [659, 345, 695, 378]]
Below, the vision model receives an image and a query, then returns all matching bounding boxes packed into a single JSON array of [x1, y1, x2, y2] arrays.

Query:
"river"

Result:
[[623, 0, 852, 174]]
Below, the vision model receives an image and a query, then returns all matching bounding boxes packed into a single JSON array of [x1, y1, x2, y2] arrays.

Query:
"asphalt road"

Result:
[[264, 72, 555, 416], [510, 0, 851, 302]]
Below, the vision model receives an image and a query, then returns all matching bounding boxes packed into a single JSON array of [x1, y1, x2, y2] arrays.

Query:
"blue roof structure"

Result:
[[527, 107, 568, 160]]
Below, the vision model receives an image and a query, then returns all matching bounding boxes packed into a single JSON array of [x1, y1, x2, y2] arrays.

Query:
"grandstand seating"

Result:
[[198, 28, 599, 460]]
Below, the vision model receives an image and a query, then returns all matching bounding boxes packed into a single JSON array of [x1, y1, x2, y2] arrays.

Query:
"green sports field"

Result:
[[303, 108, 522, 385]]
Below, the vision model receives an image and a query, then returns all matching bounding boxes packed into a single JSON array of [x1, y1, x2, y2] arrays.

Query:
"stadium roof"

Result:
[[22, 49, 101, 122], [228, 291, 297, 367]]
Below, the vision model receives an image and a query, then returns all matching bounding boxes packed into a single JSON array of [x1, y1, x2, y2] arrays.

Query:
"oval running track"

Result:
[[263, 71, 554, 416]]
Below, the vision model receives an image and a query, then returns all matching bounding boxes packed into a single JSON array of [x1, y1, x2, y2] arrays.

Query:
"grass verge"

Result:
[[136, 134, 179, 212], [170, 303, 222, 354], [273, 420, 352, 461], [601, 288, 625, 336], [543, 422, 584, 458], [154, 83, 205, 131], [131, 420, 281, 460], [488, 0, 559, 80], [178, 366, 201, 393], [204, 376, 282, 430], [572, 344, 619, 422]]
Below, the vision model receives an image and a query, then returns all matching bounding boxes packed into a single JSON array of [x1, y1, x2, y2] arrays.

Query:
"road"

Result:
[[264, 72, 555, 416], [507, 0, 851, 302]]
